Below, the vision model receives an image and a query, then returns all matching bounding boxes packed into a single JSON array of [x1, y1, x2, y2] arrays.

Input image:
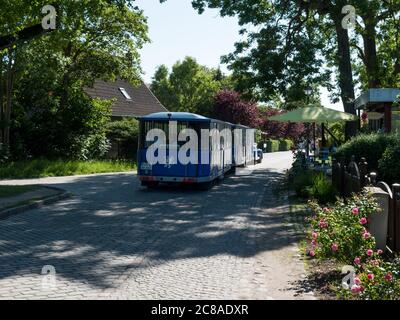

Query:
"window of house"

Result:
[[119, 87, 132, 100]]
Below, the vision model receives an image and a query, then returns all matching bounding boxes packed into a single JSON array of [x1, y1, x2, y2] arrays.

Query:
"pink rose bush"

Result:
[[307, 191, 378, 262], [306, 191, 400, 299]]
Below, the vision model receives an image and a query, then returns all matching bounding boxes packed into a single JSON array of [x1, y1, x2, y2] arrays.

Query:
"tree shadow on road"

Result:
[[0, 165, 303, 290]]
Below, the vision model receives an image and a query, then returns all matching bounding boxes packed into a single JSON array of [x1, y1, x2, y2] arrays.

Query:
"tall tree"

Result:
[[0, 0, 149, 158], [185, 0, 400, 138], [151, 56, 231, 116]]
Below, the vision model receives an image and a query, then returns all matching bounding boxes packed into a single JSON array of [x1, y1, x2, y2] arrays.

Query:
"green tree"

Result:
[[151, 56, 232, 116], [184, 0, 400, 138], [0, 0, 149, 159]]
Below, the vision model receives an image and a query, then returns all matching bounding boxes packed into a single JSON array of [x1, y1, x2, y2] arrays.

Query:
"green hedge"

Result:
[[266, 140, 280, 153], [279, 139, 293, 151], [335, 133, 398, 171], [265, 139, 293, 153], [378, 143, 400, 184]]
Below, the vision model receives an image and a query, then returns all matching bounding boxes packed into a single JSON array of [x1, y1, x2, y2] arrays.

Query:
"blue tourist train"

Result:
[[137, 112, 256, 189]]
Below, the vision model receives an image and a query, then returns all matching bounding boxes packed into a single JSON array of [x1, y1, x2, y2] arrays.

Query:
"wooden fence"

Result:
[[332, 156, 400, 252]]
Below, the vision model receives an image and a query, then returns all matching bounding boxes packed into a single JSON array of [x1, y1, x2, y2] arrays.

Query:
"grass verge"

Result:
[[0, 159, 137, 180], [287, 194, 341, 300]]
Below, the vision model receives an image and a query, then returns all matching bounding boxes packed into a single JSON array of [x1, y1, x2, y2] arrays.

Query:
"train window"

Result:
[[141, 121, 169, 148]]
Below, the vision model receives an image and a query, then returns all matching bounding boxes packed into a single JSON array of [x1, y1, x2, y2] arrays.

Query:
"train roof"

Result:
[[140, 112, 211, 122], [233, 124, 251, 129], [140, 112, 254, 129]]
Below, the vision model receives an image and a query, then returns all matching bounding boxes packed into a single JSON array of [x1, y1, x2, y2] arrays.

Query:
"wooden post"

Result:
[[384, 103, 392, 133], [370, 172, 378, 186], [358, 157, 368, 187], [321, 123, 326, 147], [340, 156, 346, 197], [393, 184, 400, 252]]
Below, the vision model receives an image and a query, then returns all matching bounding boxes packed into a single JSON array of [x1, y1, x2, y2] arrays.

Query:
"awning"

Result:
[[268, 107, 358, 123]]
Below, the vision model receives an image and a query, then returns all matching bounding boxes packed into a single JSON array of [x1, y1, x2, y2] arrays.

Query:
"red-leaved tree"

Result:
[[259, 107, 306, 143], [212, 90, 260, 128]]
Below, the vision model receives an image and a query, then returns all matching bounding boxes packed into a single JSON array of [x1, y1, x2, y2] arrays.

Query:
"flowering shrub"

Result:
[[339, 258, 400, 300], [307, 191, 379, 264], [306, 190, 400, 299]]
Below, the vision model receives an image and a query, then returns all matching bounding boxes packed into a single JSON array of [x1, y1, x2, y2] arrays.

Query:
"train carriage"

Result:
[[137, 112, 255, 189]]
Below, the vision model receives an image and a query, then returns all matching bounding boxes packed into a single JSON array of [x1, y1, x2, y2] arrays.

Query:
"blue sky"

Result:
[[135, 0, 342, 111]]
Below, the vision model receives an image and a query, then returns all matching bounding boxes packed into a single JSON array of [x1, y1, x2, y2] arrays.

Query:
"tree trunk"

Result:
[[334, 17, 357, 140], [0, 53, 3, 146], [361, 15, 381, 88], [4, 48, 16, 148]]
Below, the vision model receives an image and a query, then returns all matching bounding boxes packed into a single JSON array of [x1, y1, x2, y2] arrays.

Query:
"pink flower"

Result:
[[367, 273, 375, 281], [351, 284, 361, 294], [354, 277, 361, 285], [319, 219, 328, 229], [377, 249, 383, 255], [352, 207, 359, 215], [359, 217, 368, 225], [385, 273, 393, 282], [311, 240, 317, 247], [331, 243, 338, 252], [309, 250, 316, 257], [354, 257, 361, 265], [363, 232, 371, 239], [370, 260, 380, 267], [312, 232, 318, 239], [367, 249, 374, 257]]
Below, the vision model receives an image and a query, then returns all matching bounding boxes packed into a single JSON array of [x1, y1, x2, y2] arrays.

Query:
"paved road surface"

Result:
[[0, 151, 314, 299]]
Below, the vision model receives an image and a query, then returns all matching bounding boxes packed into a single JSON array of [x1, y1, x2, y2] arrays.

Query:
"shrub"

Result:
[[266, 140, 280, 153], [65, 134, 111, 161], [293, 170, 314, 198], [106, 118, 139, 159], [339, 258, 400, 300], [306, 190, 400, 300], [307, 191, 380, 264], [309, 173, 338, 204], [378, 143, 400, 184], [335, 133, 398, 171], [293, 171, 337, 204], [279, 139, 293, 151]]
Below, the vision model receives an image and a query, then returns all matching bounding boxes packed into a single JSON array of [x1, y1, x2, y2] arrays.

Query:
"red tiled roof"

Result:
[[84, 79, 168, 117]]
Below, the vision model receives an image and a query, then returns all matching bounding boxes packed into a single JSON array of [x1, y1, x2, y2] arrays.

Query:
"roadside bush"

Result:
[[378, 143, 400, 184], [106, 118, 139, 159], [335, 133, 398, 171], [65, 133, 111, 161], [279, 139, 293, 151], [293, 170, 337, 204], [307, 191, 379, 264], [266, 140, 280, 153], [309, 173, 338, 204], [307, 191, 400, 300], [293, 170, 314, 198]]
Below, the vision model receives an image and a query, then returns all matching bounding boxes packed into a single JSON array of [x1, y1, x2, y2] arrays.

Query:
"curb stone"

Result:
[[0, 186, 71, 220]]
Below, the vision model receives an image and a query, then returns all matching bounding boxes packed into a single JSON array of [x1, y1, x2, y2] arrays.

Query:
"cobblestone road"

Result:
[[0, 152, 314, 300]]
